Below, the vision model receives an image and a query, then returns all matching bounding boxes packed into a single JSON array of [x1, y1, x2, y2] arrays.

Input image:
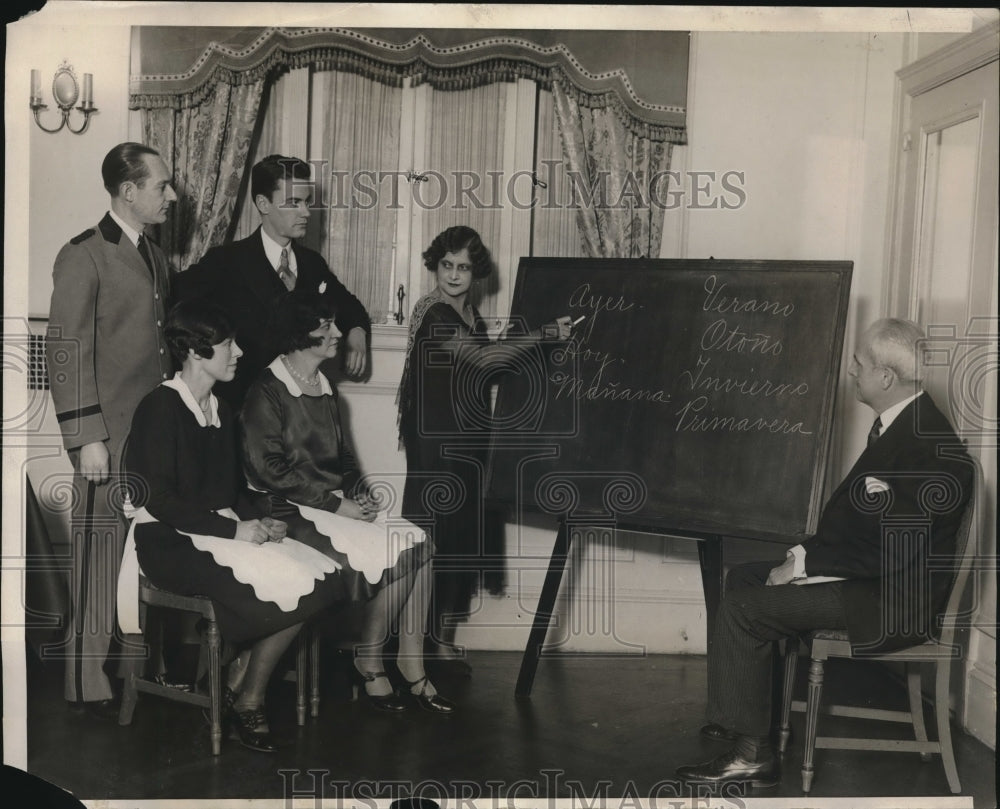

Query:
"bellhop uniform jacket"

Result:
[[47, 212, 173, 457]]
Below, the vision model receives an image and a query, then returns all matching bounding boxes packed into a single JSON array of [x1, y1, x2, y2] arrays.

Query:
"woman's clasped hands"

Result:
[[338, 490, 379, 523], [234, 517, 288, 544]]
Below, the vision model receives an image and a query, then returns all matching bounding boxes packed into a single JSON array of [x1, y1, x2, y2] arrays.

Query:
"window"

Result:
[[234, 74, 596, 329]]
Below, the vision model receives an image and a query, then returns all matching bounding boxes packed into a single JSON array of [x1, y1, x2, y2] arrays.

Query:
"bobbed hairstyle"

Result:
[[269, 288, 338, 356], [102, 142, 160, 197], [422, 226, 493, 279], [165, 299, 235, 367], [251, 154, 312, 205]]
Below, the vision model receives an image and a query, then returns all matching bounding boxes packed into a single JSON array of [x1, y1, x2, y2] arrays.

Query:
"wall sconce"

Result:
[[31, 61, 97, 134]]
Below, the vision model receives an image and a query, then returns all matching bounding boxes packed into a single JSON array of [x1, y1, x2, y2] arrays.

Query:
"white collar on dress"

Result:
[[162, 374, 221, 428], [268, 356, 333, 398]]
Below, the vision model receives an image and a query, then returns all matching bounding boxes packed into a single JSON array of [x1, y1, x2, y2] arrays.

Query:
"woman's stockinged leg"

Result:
[[355, 570, 417, 696], [233, 622, 302, 717], [395, 557, 433, 688], [354, 559, 440, 697]]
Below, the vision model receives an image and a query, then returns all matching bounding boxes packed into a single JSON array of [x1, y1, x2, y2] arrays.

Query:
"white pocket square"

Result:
[[865, 476, 890, 494]]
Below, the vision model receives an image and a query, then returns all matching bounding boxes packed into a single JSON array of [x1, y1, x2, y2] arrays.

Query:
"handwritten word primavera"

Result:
[[674, 395, 812, 434]]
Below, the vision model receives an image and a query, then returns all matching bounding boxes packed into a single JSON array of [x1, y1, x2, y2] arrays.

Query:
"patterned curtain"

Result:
[[532, 87, 588, 260], [318, 71, 402, 326], [141, 79, 266, 271], [551, 79, 672, 259]]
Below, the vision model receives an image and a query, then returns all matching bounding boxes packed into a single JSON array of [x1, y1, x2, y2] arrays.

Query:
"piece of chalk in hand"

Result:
[[572, 315, 587, 326]]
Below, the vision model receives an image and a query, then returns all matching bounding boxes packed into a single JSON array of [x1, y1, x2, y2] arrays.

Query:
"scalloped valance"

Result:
[[130, 27, 687, 143]]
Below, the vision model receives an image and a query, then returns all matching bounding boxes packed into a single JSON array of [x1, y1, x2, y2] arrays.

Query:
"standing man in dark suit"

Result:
[[675, 317, 972, 787], [174, 154, 370, 410], [46, 142, 176, 715]]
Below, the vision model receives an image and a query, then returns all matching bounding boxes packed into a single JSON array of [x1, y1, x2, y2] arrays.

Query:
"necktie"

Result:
[[867, 416, 882, 448], [278, 247, 295, 291], [137, 234, 154, 277]]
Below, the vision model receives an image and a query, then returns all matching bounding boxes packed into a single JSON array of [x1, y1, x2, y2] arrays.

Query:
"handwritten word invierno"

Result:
[[702, 275, 795, 317], [701, 318, 783, 355], [674, 396, 812, 434], [680, 354, 809, 397]]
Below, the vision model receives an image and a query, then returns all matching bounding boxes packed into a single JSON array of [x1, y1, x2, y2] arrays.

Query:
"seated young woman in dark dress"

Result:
[[396, 225, 573, 666], [241, 289, 454, 714], [117, 300, 340, 752]]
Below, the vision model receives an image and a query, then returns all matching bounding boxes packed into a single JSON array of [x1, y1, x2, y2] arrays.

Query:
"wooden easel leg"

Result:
[[697, 536, 723, 653], [515, 521, 572, 698]]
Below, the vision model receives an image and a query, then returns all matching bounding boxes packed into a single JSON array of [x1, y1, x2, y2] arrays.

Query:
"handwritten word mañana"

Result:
[[674, 396, 812, 434], [702, 275, 795, 317], [550, 369, 671, 404], [680, 354, 809, 397], [700, 318, 783, 355]]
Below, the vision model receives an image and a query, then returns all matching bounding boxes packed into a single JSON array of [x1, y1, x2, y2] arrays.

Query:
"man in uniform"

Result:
[[46, 142, 177, 716], [174, 154, 370, 410]]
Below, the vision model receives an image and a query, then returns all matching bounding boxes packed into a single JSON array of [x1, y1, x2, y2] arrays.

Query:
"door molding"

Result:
[[898, 22, 1000, 97], [884, 22, 999, 317]]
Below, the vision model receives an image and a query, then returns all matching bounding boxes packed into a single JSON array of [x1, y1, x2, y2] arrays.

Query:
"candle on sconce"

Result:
[[30, 69, 41, 105], [82, 74, 93, 109]]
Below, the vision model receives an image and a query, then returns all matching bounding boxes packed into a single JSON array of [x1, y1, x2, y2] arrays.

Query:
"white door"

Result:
[[888, 27, 998, 747]]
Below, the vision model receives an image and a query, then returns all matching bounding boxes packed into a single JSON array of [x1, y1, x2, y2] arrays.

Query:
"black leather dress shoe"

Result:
[[675, 748, 780, 788], [229, 706, 278, 753], [700, 723, 739, 742]]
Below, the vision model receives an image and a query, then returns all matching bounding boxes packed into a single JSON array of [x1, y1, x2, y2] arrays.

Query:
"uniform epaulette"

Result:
[[70, 229, 96, 245]]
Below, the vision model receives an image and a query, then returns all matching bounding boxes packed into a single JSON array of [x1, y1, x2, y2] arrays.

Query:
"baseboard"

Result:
[[964, 662, 997, 749]]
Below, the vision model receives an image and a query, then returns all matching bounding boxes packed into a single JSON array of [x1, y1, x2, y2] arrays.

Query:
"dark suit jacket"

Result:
[[173, 228, 370, 409], [47, 212, 173, 458], [804, 393, 972, 653]]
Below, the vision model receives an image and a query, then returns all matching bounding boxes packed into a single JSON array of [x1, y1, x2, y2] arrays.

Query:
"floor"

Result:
[[21, 645, 997, 807]]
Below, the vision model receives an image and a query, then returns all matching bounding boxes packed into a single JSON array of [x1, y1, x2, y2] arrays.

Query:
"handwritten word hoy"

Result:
[[567, 284, 634, 342]]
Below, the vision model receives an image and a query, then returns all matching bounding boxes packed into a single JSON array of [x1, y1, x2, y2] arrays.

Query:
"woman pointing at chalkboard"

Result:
[[397, 226, 572, 669]]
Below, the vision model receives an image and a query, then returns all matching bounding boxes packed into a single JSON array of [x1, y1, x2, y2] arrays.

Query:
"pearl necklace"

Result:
[[283, 355, 320, 388]]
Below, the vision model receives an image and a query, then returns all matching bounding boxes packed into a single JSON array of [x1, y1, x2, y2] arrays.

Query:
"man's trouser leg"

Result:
[[706, 563, 847, 737]]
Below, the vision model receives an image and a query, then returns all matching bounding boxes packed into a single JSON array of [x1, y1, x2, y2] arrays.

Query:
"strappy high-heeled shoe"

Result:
[[401, 675, 456, 715], [229, 705, 278, 753], [351, 666, 407, 713]]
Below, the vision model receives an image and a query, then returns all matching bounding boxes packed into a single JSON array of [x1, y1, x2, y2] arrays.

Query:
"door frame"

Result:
[[884, 22, 999, 316]]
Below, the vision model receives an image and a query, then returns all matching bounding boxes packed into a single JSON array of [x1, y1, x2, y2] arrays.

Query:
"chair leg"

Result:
[[801, 656, 826, 793], [309, 626, 321, 719], [779, 637, 799, 754], [118, 634, 145, 726], [906, 662, 932, 762], [295, 631, 308, 727], [205, 619, 222, 756], [934, 660, 961, 793]]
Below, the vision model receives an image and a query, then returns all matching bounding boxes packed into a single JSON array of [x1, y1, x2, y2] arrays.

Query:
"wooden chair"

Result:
[[778, 461, 980, 793], [118, 576, 320, 755]]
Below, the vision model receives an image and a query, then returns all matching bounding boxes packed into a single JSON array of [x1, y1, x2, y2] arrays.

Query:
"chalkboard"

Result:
[[486, 258, 853, 541]]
